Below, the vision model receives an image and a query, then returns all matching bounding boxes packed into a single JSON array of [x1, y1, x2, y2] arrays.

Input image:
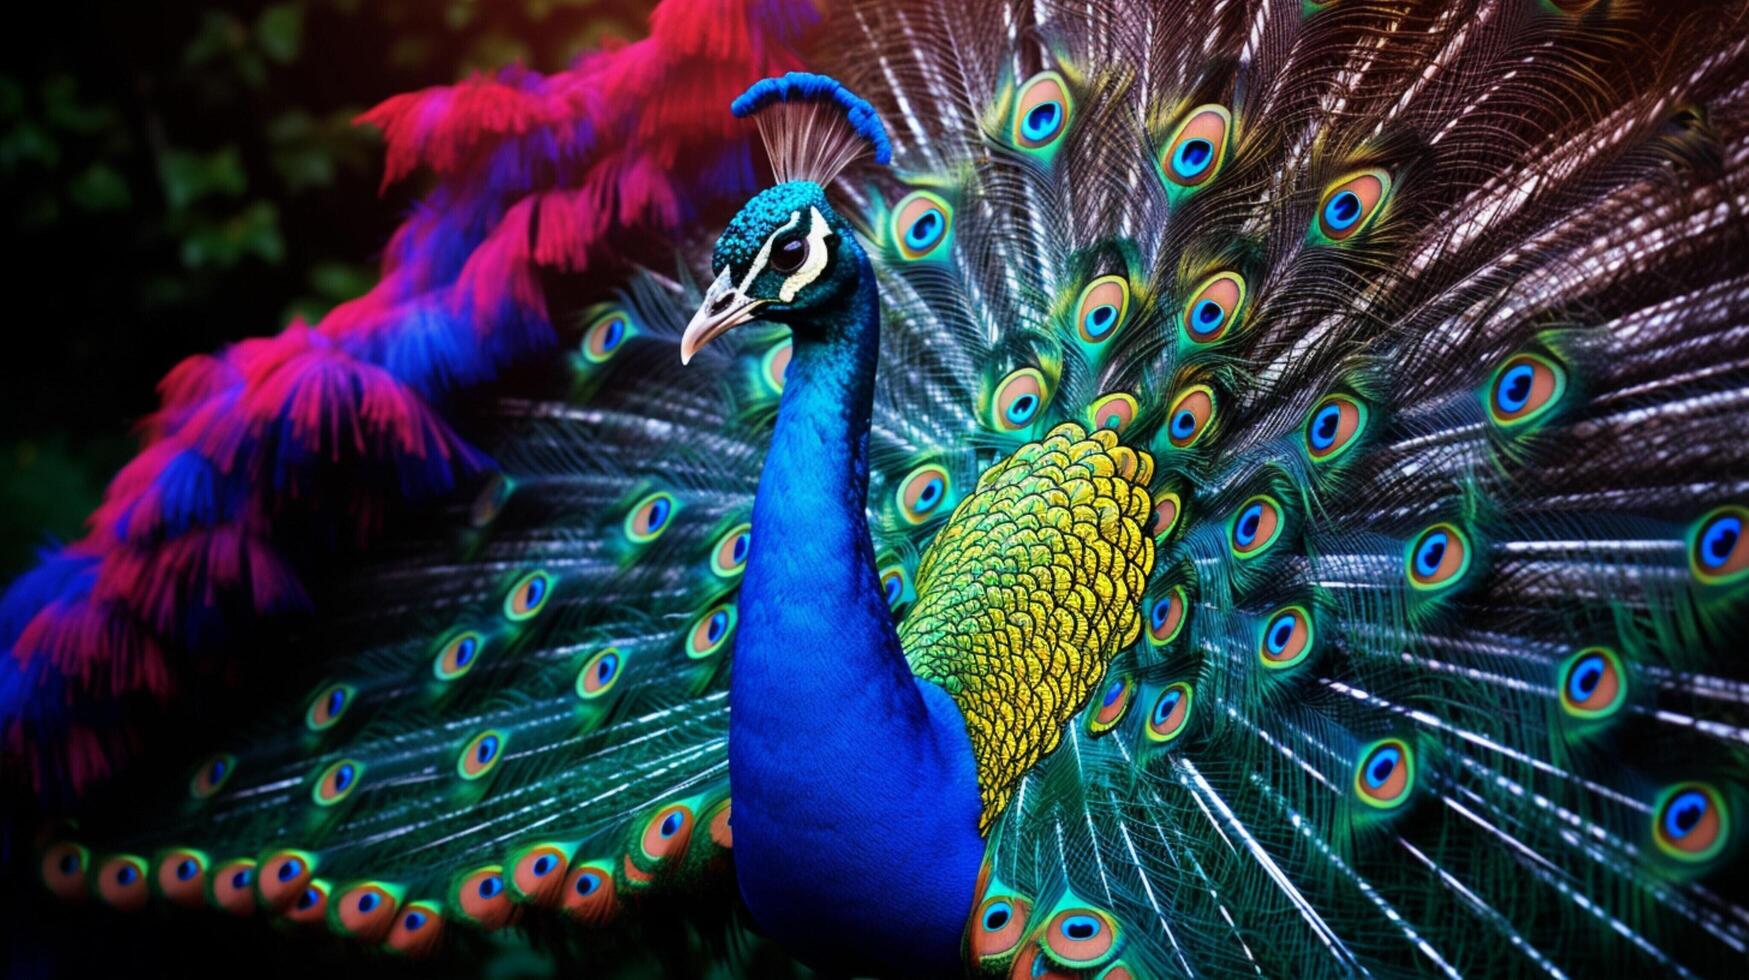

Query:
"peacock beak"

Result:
[[681, 268, 766, 365]]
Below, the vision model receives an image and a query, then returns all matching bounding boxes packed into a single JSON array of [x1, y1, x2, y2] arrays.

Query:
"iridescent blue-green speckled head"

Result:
[[681, 181, 867, 362]]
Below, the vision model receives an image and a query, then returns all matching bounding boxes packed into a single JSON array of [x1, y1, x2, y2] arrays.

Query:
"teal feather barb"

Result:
[[16, 0, 1749, 977]]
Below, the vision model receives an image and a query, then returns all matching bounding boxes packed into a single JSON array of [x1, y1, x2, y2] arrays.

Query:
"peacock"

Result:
[[6, 0, 1749, 976]]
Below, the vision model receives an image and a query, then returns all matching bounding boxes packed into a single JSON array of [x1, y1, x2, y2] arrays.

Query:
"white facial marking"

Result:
[[737, 210, 803, 296], [778, 207, 833, 303]]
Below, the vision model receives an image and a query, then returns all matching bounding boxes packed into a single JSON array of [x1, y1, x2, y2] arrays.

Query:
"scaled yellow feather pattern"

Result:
[[900, 423, 1155, 831]]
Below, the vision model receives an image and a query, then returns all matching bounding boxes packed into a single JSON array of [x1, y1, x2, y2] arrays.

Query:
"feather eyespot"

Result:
[[313, 759, 363, 807], [581, 310, 632, 364], [305, 682, 355, 732], [434, 631, 484, 681], [688, 602, 737, 659], [156, 849, 208, 907], [1151, 493, 1183, 540], [504, 570, 553, 621], [212, 859, 257, 915], [897, 464, 953, 524], [1690, 506, 1749, 586], [1354, 739, 1414, 809], [1146, 683, 1194, 743], [1315, 169, 1391, 241], [1229, 495, 1285, 558], [1074, 276, 1131, 344], [470, 474, 512, 528], [456, 867, 514, 929], [1013, 72, 1071, 149], [1160, 105, 1232, 189], [992, 368, 1049, 432], [284, 880, 330, 924], [190, 752, 236, 799], [1087, 393, 1139, 435], [1146, 587, 1188, 647], [1305, 394, 1368, 462], [640, 804, 696, 864], [880, 564, 913, 611], [576, 647, 622, 699], [1558, 646, 1627, 720], [459, 730, 507, 780], [1181, 272, 1247, 343], [42, 842, 90, 902], [562, 862, 618, 925], [1486, 352, 1565, 427], [511, 844, 570, 904], [1406, 523, 1470, 590], [1259, 605, 1314, 670], [711, 522, 752, 578], [969, 895, 1030, 962], [625, 492, 677, 544], [1088, 675, 1134, 736], [259, 850, 316, 911], [97, 855, 149, 911], [1045, 908, 1120, 968], [891, 190, 952, 261], [760, 339, 793, 393], [337, 882, 399, 941], [385, 901, 443, 956], [1653, 783, 1729, 863], [1165, 385, 1215, 449], [707, 800, 734, 850]]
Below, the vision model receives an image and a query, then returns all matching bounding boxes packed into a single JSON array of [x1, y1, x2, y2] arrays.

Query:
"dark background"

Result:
[[0, 0, 647, 580]]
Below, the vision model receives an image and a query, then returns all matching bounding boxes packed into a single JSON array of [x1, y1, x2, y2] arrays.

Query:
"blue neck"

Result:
[[729, 262, 985, 978]]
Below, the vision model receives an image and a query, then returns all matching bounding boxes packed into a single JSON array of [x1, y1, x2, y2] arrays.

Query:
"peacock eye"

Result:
[[880, 564, 912, 610], [770, 233, 808, 274], [760, 339, 792, 393], [1652, 783, 1729, 863], [576, 648, 622, 699], [1487, 352, 1566, 427], [1146, 683, 1194, 743], [562, 861, 618, 924], [688, 602, 737, 659], [504, 570, 553, 621], [1165, 385, 1215, 448], [157, 849, 208, 908], [1259, 605, 1314, 670], [191, 752, 237, 799], [306, 682, 355, 732], [97, 855, 149, 911], [1229, 495, 1285, 558], [457, 867, 513, 929], [969, 895, 1030, 962], [1087, 392, 1139, 435], [313, 759, 364, 806], [1315, 169, 1392, 241], [1181, 272, 1247, 343], [1074, 275, 1130, 344], [898, 463, 953, 524], [511, 843, 571, 905], [1152, 493, 1183, 540], [1354, 739, 1414, 809], [286, 881, 330, 923], [991, 368, 1049, 431], [1088, 675, 1134, 735], [1558, 646, 1626, 720], [1689, 505, 1748, 586], [435, 631, 484, 681], [626, 492, 678, 544], [641, 804, 695, 863], [459, 730, 506, 780], [1160, 105, 1232, 189], [891, 191, 952, 261], [336, 882, 399, 941], [1013, 72, 1071, 150], [1407, 523, 1471, 589], [1146, 586, 1188, 647], [1305, 393, 1368, 462], [582, 309, 633, 364], [1046, 909, 1119, 967]]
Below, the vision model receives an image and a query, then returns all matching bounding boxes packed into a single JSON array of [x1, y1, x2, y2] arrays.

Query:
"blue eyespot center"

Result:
[[1496, 364, 1534, 413], [1666, 790, 1708, 838], [177, 859, 198, 881], [210, 760, 227, 781], [232, 870, 250, 889], [525, 576, 547, 607], [1415, 534, 1448, 576], [357, 892, 379, 913], [1151, 598, 1171, 630], [905, 209, 945, 250], [1023, 101, 1063, 141], [479, 875, 503, 899], [1236, 505, 1263, 545], [1062, 914, 1101, 941], [885, 577, 902, 603], [1325, 190, 1362, 230], [1311, 405, 1341, 448], [1701, 515, 1741, 568], [1084, 304, 1118, 337], [1269, 617, 1295, 653], [660, 811, 683, 838], [1366, 747, 1401, 788], [477, 735, 499, 765], [1192, 298, 1225, 332], [732, 534, 749, 562], [707, 611, 728, 643], [1155, 690, 1181, 723], [1173, 138, 1214, 177], [576, 873, 599, 896], [334, 764, 355, 792], [601, 318, 625, 351], [1102, 679, 1124, 706], [1006, 394, 1038, 424], [1171, 410, 1196, 438], [917, 478, 943, 509], [646, 497, 671, 533], [455, 636, 477, 667], [984, 902, 1012, 930], [597, 654, 618, 683], [326, 688, 346, 717], [116, 865, 138, 886], [532, 855, 556, 877], [278, 859, 301, 882], [404, 911, 426, 931], [59, 854, 79, 874], [1568, 656, 1604, 700], [297, 888, 319, 910]]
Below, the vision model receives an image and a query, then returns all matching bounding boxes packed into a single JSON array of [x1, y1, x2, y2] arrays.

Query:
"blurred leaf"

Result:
[[68, 163, 131, 212], [160, 145, 247, 210], [0, 76, 24, 120], [183, 11, 248, 69], [42, 75, 120, 135], [0, 121, 60, 171], [255, 4, 305, 65], [309, 260, 374, 300], [0, 436, 128, 579], [178, 199, 284, 268]]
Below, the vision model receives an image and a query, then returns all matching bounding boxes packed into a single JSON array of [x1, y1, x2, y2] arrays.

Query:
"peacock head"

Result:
[[681, 179, 866, 364]]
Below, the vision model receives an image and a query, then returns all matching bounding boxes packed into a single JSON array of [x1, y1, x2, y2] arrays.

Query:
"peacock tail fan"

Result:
[[11, 0, 1749, 976]]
